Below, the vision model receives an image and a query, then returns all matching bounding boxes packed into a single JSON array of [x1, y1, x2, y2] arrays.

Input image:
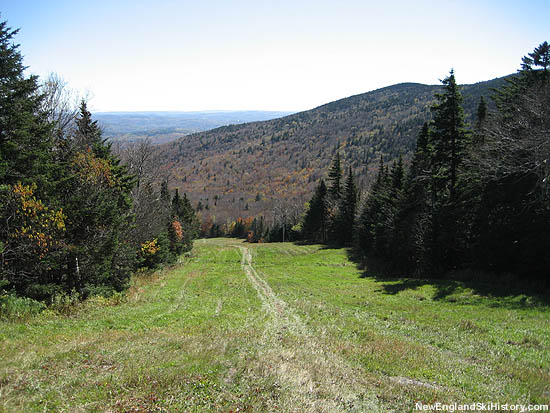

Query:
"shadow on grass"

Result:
[[293, 240, 343, 250], [345, 248, 550, 309]]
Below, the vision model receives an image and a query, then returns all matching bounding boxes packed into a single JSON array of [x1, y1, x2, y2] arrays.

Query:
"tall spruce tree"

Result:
[[302, 179, 328, 242], [59, 104, 135, 296], [73, 100, 111, 158], [333, 167, 358, 245], [0, 20, 65, 298], [356, 157, 391, 258], [429, 70, 470, 203], [0, 21, 53, 190], [391, 125, 432, 271], [427, 70, 471, 271], [471, 41, 550, 278], [327, 152, 342, 201]]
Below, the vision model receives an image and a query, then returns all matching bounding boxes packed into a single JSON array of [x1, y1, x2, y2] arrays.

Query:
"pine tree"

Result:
[[473, 96, 488, 145], [390, 155, 404, 193], [392, 124, 432, 271], [521, 41, 550, 73], [408, 123, 430, 191]]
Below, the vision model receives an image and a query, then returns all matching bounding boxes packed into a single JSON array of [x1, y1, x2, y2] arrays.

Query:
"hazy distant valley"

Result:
[[96, 110, 293, 144]]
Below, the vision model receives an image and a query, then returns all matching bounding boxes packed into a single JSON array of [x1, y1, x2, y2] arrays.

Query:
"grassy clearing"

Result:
[[252, 243, 550, 408], [1, 238, 549, 411]]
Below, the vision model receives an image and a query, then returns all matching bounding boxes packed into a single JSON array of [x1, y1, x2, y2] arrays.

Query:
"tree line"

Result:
[[300, 42, 550, 282], [0, 20, 200, 301], [194, 41, 549, 286]]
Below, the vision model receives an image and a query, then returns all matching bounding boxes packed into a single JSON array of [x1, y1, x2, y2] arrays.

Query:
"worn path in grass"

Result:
[[239, 245, 379, 411], [1, 238, 549, 412]]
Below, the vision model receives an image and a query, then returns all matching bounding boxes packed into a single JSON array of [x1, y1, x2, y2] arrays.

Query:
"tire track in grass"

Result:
[[239, 246, 382, 412]]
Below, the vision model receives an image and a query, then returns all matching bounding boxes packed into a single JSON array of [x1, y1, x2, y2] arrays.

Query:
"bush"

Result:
[[0, 292, 46, 321], [49, 289, 81, 315]]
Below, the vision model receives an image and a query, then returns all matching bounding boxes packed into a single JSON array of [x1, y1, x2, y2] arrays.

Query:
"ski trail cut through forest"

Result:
[[238, 246, 381, 412]]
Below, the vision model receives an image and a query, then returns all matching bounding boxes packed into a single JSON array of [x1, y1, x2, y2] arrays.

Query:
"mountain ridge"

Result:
[[155, 74, 513, 222]]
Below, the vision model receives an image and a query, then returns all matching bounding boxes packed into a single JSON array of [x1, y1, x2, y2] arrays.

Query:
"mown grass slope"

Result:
[[1, 238, 548, 411]]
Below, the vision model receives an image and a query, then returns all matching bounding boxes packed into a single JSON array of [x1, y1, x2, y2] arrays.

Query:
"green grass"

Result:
[[1, 238, 549, 411]]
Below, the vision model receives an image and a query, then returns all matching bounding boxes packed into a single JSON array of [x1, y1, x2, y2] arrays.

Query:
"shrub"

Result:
[[0, 292, 46, 321]]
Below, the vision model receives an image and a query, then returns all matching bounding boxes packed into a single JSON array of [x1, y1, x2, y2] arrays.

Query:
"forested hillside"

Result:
[[157, 77, 509, 222], [300, 42, 550, 281]]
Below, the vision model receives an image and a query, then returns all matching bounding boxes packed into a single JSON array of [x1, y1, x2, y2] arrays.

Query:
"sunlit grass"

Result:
[[1, 238, 548, 411]]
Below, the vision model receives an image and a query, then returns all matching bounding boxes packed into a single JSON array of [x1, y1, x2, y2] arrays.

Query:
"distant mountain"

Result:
[[95, 110, 294, 144], [155, 75, 513, 222]]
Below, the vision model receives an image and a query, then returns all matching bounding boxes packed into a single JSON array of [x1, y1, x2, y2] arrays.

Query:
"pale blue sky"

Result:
[[1, 0, 548, 112]]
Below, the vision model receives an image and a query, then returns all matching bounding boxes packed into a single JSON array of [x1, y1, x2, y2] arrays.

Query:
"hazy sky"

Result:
[[1, 0, 549, 112]]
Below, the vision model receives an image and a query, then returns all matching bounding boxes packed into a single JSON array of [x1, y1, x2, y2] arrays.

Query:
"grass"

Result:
[[1, 238, 549, 411]]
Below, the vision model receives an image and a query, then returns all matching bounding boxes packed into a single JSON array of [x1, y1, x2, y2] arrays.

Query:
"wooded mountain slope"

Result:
[[156, 76, 510, 221]]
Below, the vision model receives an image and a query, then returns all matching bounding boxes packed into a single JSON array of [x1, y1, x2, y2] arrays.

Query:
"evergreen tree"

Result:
[[333, 167, 358, 245], [0, 20, 62, 298], [327, 152, 342, 201], [390, 155, 404, 193], [471, 41, 550, 278], [427, 70, 471, 270], [170, 189, 200, 253], [0, 21, 53, 190], [74, 100, 111, 159], [408, 123, 430, 191], [356, 157, 391, 258], [429, 70, 470, 203], [59, 104, 135, 296], [521, 41, 550, 73], [473, 96, 488, 145], [391, 125, 432, 271], [160, 179, 170, 205], [302, 179, 328, 242], [476, 96, 488, 128]]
